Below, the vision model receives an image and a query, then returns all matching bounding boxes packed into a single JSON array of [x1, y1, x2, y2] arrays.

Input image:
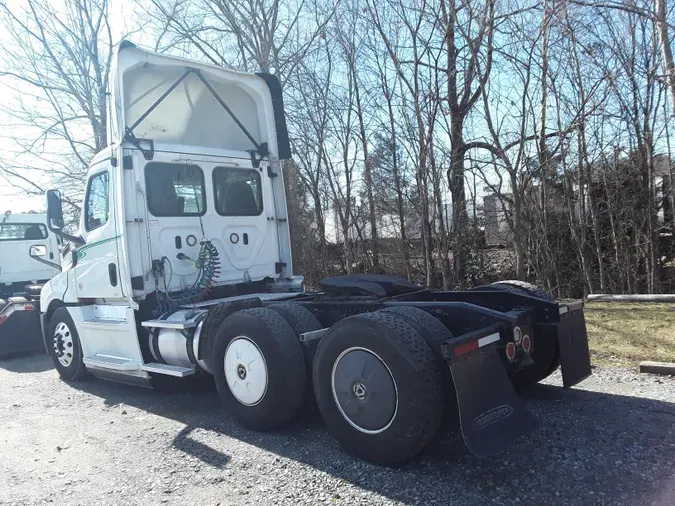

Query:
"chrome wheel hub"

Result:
[[53, 322, 74, 367]]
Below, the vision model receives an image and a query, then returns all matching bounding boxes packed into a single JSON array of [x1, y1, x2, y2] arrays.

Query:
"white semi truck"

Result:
[[39, 42, 592, 465], [0, 211, 59, 355]]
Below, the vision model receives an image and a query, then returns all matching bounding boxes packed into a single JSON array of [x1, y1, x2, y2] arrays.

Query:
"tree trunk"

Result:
[[353, 73, 379, 270], [449, 121, 468, 285], [387, 95, 410, 280], [656, 0, 675, 112], [511, 172, 525, 280]]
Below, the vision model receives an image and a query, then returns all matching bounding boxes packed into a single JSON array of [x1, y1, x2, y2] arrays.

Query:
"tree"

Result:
[[0, 0, 114, 214]]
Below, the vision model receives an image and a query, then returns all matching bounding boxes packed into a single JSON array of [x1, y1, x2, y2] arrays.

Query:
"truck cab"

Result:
[[0, 211, 59, 296], [39, 41, 297, 379]]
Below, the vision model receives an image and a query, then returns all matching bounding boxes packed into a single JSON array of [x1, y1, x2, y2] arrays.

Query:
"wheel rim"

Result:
[[331, 347, 398, 434], [224, 336, 268, 406], [53, 322, 74, 367]]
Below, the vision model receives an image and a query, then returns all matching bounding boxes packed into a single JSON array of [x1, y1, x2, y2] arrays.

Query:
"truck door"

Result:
[[212, 166, 278, 280], [74, 164, 123, 299]]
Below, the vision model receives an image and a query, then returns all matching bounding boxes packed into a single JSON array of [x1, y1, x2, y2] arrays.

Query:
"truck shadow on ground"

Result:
[[72, 373, 675, 505], [0, 351, 51, 373]]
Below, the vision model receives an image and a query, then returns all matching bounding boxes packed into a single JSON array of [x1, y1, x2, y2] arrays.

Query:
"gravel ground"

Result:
[[1, 354, 674, 506]]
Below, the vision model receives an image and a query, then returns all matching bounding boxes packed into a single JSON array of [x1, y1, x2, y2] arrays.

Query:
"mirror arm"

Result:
[[30, 255, 62, 272], [48, 226, 85, 247]]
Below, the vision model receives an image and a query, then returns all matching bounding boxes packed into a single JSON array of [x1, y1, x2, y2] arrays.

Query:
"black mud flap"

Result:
[[0, 305, 44, 356], [442, 328, 539, 458], [557, 301, 592, 388]]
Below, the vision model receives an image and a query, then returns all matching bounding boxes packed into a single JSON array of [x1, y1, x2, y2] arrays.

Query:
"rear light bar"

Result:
[[454, 331, 500, 357]]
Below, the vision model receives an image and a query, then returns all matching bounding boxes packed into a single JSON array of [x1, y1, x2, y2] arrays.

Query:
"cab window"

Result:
[[213, 168, 263, 216], [85, 171, 110, 231], [0, 223, 48, 241], [145, 163, 206, 216]]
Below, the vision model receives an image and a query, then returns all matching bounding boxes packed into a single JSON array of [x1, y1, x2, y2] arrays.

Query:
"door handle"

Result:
[[108, 263, 118, 287]]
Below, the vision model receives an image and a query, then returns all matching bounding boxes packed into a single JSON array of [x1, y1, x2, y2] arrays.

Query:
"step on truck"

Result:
[[0, 211, 60, 355], [39, 41, 592, 465]]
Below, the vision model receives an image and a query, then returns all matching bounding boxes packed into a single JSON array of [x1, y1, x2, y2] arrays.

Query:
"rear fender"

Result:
[[441, 326, 538, 457]]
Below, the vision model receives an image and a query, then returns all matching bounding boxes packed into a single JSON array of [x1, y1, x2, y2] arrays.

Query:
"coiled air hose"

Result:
[[154, 239, 221, 316]]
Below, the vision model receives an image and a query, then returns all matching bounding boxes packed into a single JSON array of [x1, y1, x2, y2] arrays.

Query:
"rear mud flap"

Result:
[[443, 332, 538, 457], [557, 302, 592, 388], [0, 308, 43, 356]]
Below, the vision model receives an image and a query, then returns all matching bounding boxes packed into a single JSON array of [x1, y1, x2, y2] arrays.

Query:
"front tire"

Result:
[[212, 307, 306, 430], [48, 307, 89, 381], [313, 311, 444, 465]]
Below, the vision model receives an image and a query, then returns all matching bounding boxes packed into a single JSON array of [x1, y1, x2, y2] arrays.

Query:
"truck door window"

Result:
[[145, 163, 206, 217], [213, 168, 263, 216], [85, 172, 110, 231], [0, 223, 48, 241]]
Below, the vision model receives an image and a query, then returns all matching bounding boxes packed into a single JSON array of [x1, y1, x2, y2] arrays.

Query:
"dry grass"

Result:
[[583, 301, 675, 367]]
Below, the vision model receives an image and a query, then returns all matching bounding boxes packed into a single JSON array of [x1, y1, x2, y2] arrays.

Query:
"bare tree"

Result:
[[146, 0, 334, 86], [0, 0, 114, 212]]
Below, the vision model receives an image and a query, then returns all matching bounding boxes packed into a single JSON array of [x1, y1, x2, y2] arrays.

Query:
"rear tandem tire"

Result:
[[268, 302, 322, 367], [313, 310, 444, 465], [489, 280, 555, 302], [212, 307, 306, 431], [48, 307, 89, 382], [379, 306, 459, 426], [268, 303, 322, 413]]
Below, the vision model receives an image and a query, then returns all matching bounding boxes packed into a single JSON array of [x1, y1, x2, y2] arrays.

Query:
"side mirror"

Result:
[[44, 189, 85, 246], [46, 190, 64, 231], [29, 244, 48, 257], [29, 243, 61, 272]]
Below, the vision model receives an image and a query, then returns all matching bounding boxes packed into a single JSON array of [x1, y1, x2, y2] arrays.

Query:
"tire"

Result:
[[379, 306, 458, 424], [268, 303, 322, 335], [380, 306, 453, 350], [268, 303, 323, 412], [199, 298, 262, 373], [313, 310, 444, 465], [268, 302, 322, 367], [211, 307, 306, 431], [490, 280, 555, 302], [48, 307, 89, 381], [485, 281, 559, 387]]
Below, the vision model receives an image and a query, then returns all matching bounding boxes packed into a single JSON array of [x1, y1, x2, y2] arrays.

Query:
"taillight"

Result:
[[513, 326, 522, 344], [0, 315, 7, 325], [505, 342, 517, 362], [522, 335, 532, 354], [24, 305, 34, 311]]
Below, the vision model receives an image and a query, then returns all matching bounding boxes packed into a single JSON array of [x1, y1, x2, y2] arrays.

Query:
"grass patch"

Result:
[[583, 301, 675, 367]]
